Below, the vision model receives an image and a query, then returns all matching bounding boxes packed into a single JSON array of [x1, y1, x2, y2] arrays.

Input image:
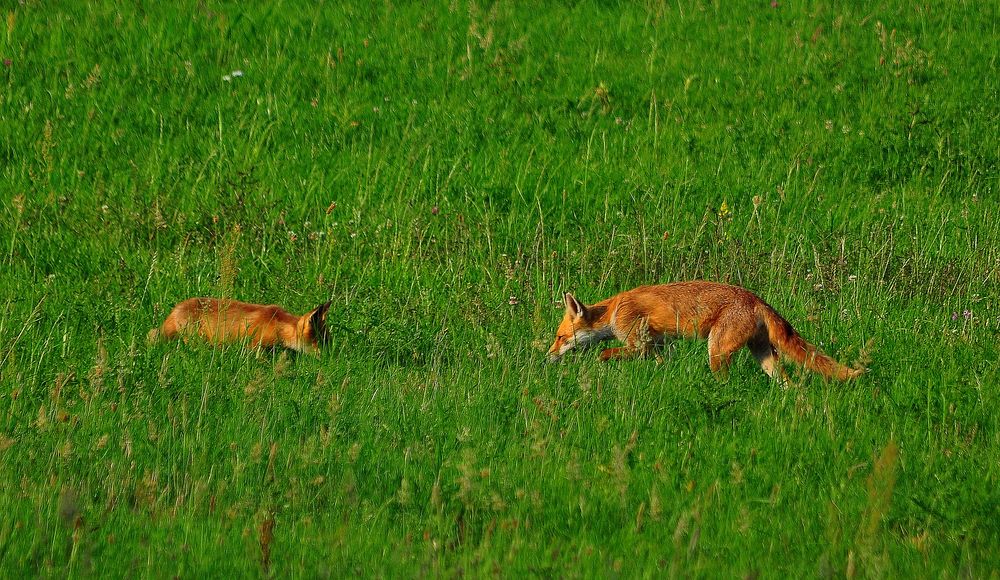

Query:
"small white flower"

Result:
[[222, 75, 232, 82], [231, 70, 244, 77]]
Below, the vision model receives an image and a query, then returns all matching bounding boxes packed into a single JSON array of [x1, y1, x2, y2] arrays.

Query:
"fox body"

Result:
[[148, 298, 331, 354], [547, 282, 864, 381]]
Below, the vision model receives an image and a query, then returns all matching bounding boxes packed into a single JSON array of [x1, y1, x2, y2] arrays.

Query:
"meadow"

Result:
[[1, 0, 998, 576]]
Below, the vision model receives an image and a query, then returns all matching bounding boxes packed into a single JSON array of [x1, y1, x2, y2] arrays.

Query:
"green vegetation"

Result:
[[2, 1, 998, 575]]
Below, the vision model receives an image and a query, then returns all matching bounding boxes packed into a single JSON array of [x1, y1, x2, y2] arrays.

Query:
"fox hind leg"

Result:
[[149, 311, 187, 345], [706, 332, 736, 376], [706, 314, 757, 377], [747, 327, 788, 385]]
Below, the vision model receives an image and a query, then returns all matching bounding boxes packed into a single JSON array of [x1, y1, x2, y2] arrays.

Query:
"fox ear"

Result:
[[309, 301, 332, 345], [564, 292, 586, 318]]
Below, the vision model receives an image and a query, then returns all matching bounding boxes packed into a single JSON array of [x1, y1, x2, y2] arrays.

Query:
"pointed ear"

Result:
[[564, 292, 586, 319], [309, 301, 332, 345]]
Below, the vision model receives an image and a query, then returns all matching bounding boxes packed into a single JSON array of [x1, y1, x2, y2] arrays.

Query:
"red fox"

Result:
[[547, 282, 865, 381], [148, 298, 331, 354]]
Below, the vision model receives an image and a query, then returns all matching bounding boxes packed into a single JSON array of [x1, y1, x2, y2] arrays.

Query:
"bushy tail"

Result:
[[756, 303, 864, 381]]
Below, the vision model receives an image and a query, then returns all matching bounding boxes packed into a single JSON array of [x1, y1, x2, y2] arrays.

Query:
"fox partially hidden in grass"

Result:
[[547, 282, 865, 381], [148, 298, 331, 354]]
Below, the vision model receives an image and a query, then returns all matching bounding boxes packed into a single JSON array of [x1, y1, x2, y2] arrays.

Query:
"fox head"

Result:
[[300, 301, 332, 352], [547, 293, 605, 362]]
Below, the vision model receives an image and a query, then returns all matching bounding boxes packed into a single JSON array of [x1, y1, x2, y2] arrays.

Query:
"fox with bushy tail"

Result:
[[547, 282, 865, 381]]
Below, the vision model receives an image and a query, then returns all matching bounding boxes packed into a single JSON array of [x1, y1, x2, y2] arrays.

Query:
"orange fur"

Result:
[[148, 298, 331, 354], [547, 282, 865, 381]]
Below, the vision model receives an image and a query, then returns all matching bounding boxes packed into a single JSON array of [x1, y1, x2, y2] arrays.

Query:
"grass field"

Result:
[[2, 0, 999, 576]]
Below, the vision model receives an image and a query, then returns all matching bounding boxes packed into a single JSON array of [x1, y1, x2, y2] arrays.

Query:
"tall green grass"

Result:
[[1, 0, 998, 575]]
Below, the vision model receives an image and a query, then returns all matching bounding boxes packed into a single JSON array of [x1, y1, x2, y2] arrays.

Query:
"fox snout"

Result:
[[547, 336, 568, 362]]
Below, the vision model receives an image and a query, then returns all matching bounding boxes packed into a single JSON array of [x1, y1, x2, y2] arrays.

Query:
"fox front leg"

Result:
[[602, 314, 660, 362], [599, 346, 640, 362]]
